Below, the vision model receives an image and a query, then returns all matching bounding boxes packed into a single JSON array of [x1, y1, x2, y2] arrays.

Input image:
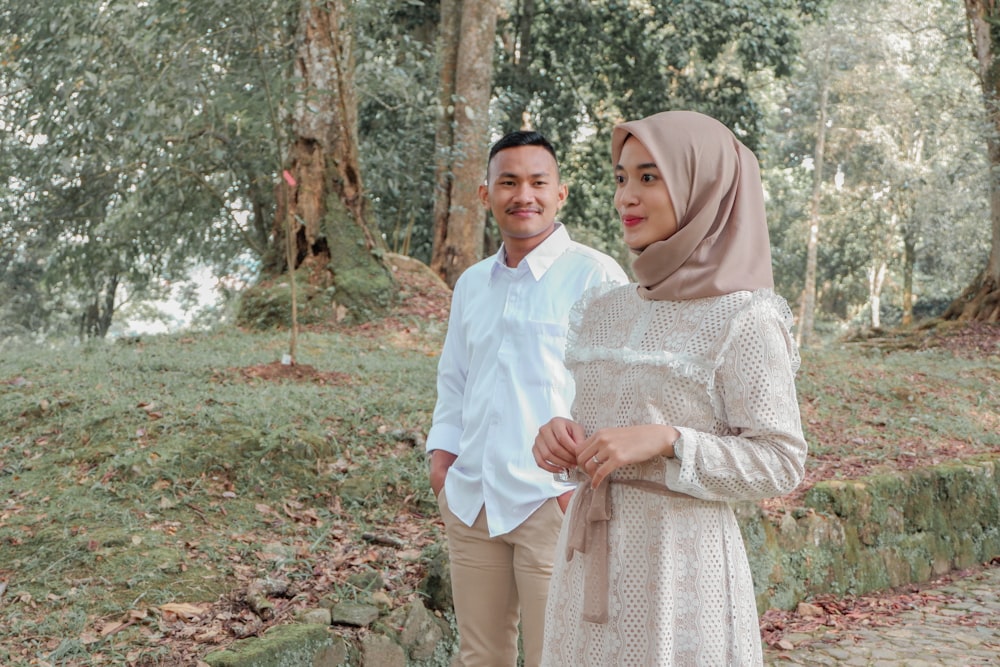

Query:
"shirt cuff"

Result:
[[426, 422, 462, 456]]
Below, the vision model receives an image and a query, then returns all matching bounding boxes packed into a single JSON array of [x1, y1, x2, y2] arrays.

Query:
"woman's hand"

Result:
[[579, 424, 679, 488], [533, 417, 585, 473]]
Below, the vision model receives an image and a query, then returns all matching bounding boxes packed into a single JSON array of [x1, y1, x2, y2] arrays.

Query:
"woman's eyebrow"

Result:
[[615, 163, 659, 171]]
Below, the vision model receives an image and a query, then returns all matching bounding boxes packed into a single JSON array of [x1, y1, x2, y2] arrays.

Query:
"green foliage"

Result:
[[761, 0, 990, 328], [354, 0, 441, 264], [491, 0, 820, 254], [0, 0, 299, 338]]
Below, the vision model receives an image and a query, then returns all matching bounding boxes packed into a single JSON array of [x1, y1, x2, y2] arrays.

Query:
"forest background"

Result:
[[2, 0, 998, 345]]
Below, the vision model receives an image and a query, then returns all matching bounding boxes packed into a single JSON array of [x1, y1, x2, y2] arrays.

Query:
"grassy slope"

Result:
[[1, 318, 997, 665]]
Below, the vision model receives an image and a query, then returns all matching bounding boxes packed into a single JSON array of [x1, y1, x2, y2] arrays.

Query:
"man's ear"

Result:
[[478, 182, 490, 208], [556, 183, 568, 210]]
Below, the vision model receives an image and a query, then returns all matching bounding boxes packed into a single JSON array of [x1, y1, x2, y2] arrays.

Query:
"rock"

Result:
[[297, 607, 332, 626], [331, 601, 380, 627], [419, 542, 453, 612], [384, 600, 446, 661], [360, 633, 406, 667], [204, 623, 338, 666]]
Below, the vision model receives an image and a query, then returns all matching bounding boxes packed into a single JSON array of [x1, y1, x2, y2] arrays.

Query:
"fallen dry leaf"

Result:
[[99, 620, 129, 637], [161, 602, 210, 621], [796, 601, 824, 617]]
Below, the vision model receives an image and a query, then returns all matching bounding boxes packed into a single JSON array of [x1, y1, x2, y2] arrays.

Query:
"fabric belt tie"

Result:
[[565, 476, 693, 624]]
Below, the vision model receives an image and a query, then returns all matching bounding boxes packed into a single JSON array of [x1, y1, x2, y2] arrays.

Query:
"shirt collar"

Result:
[[491, 223, 571, 281]]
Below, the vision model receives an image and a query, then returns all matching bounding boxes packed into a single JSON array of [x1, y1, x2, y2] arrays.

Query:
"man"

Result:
[[427, 130, 628, 666]]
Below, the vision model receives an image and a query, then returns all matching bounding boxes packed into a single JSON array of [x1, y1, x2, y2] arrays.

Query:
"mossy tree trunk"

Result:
[[951, 1, 1000, 322], [266, 0, 395, 323], [429, 0, 498, 288]]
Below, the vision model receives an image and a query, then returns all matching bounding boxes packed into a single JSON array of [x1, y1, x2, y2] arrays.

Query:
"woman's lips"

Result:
[[622, 216, 643, 227]]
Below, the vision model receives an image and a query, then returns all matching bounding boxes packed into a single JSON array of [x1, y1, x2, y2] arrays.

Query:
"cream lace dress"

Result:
[[541, 285, 807, 667]]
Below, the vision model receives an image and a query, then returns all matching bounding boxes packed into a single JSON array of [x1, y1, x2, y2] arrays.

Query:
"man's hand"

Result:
[[428, 450, 458, 498]]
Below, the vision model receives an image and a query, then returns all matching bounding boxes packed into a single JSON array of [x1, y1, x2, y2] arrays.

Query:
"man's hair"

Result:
[[488, 130, 559, 165]]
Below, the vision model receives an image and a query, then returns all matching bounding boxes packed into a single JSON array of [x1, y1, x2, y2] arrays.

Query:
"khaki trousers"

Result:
[[439, 489, 564, 667]]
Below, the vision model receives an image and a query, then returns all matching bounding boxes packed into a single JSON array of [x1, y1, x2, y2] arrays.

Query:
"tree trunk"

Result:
[[266, 0, 394, 322], [797, 74, 829, 347], [901, 230, 915, 326], [867, 261, 887, 329], [79, 274, 118, 339], [429, 0, 460, 285], [429, 0, 498, 287], [952, 0, 1000, 321], [503, 0, 536, 128]]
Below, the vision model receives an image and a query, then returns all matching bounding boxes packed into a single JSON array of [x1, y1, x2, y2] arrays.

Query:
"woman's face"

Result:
[[614, 136, 678, 252]]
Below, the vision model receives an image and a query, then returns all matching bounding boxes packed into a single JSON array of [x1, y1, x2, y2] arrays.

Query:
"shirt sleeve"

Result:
[[668, 295, 807, 501], [426, 279, 468, 456]]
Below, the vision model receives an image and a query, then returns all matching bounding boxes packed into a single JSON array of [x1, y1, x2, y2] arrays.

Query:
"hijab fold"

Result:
[[611, 111, 774, 301]]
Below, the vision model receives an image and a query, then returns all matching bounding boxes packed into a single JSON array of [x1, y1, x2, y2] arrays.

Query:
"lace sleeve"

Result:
[[667, 290, 807, 501]]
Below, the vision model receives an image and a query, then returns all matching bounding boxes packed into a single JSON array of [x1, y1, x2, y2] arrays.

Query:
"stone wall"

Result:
[[743, 455, 1000, 612]]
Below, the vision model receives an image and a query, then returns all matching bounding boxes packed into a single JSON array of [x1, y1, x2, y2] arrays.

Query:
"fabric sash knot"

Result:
[[565, 475, 693, 624]]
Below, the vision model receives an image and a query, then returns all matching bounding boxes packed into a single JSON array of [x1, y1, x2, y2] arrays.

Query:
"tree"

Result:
[[491, 0, 824, 261], [0, 1, 298, 338], [797, 49, 829, 345], [260, 0, 396, 325], [951, 0, 1000, 321], [429, 0, 498, 287], [1, 0, 401, 338], [765, 0, 988, 337]]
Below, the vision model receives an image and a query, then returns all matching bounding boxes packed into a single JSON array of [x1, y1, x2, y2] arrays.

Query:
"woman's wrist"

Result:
[[663, 426, 680, 458]]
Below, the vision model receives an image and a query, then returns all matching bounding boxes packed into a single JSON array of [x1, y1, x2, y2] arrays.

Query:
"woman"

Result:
[[532, 110, 807, 666]]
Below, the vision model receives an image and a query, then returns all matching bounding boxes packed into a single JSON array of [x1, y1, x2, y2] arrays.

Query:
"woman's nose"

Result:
[[617, 182, 638, 206]]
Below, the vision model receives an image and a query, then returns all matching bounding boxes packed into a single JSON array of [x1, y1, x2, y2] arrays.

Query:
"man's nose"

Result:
[[512, 183, 535, 202]]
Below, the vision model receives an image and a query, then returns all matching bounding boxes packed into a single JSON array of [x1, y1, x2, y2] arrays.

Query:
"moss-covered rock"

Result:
[[203, 623, 345, 667], [236, 272, 338, 330]]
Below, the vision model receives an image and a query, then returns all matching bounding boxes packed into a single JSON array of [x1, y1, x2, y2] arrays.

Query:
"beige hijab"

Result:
[[611, 110, 774, 301]]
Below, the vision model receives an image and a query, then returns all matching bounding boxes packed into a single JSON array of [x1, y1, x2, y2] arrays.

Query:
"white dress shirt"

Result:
[[427, 224, 628, 536]]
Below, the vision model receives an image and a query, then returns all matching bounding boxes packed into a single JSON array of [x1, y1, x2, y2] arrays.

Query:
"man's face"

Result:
[[479, 145, 568, 244]]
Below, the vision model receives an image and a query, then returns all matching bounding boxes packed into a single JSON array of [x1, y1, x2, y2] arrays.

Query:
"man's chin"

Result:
[[501, 222, 557, 241]]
